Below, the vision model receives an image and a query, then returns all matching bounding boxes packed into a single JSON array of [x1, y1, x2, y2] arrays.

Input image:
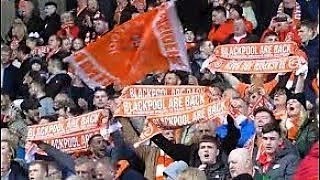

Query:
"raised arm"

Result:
[[151, 134, 192, 163], [222, 73, 241, 89], [36, 142, 76, 175]]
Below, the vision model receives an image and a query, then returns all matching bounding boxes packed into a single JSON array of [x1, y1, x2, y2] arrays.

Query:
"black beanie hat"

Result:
[[230, 5, 243, 17], [287, 93, 307, 110]]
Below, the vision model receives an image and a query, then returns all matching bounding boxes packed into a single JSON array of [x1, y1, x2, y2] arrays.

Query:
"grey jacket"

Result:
[[253, 141, 300, 180]]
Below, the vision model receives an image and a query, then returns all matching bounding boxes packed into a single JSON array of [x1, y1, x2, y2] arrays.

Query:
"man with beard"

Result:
[[88, 134, 111, 160]]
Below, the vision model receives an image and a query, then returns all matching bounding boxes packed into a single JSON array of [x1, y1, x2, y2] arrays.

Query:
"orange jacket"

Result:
[[208, 19, 253, 44]]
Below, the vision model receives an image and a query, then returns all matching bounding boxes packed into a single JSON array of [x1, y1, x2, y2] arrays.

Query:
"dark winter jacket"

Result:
[[295, 117, 319, 158], [254, 140, 300, 180], [41, 13, 61, 43], [204, 161, 229, 180], [45, 73, 72, 98], [7, 160, 28, 180]]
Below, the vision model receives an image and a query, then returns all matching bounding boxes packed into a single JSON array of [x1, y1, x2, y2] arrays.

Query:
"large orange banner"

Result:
[[26, 110, 105, 153], [64, 2, 190, 88]]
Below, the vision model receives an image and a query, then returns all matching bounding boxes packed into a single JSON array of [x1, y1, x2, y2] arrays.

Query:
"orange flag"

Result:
[[65, 2, 190, 88]]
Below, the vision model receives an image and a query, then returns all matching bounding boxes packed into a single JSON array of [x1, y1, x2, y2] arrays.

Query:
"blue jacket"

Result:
[[216, 118, 256, 148]]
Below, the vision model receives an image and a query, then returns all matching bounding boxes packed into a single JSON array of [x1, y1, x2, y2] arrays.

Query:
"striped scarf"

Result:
[[277, 1, 301, 27], [155, 150, 174, 180]]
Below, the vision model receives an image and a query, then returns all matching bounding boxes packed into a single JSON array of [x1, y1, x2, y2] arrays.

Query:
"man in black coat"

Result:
[[41, 2, 61, 44], [46, 57, 72, 98]]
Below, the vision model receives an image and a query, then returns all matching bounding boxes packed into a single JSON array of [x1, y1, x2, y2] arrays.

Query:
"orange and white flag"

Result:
[[65, 2, 190, 88]]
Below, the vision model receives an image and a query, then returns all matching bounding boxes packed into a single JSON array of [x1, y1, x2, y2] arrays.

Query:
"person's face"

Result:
[[88, 0, 99, 12], [134, 2, 145, 12], [229, 8, 240, 20], [28, 82, 40, 96], [62, 39, 72, 51], [31, 63, 42, 72], [95, 163, 115, 180], [197, 123, 214, 138], [1, 153, 11, 177], [93, 91, 109, 109], [233, 20, 246, 35], [44, 5, 56, 17], [188, 75, 198, 85], [262, 131, 282, 155], [61, 14, 74, 25], [210, 87, 222, 101], [29, 164, 47, 180], [75, 164, 91, 179], [162, 130, 175, 142], [254, 111, 273, 134], [286, 99, 302, 117], [73, 39, 84, 51], [1, 141, 11, 156], [212, 11, 225, 25], [26, 39, 37, 49], [248, 91, 262, 105], [93, 20, 109, 34], [200, 41, 214, 55], [89, 136, 107, 157], [1, 51, 11, 65], [228, 152, 249, 178], [230, 98, 247, 115], [298, 26, 313, 43], [19, 1, 33, 18], [48, 36, 60, 49], [198, 142, 218, 164], [47, 166, 62, 179], [263, 35, 279, 43], [164, 73, 179, 85], [185, 31, 195, 42], [54, 94, 69, 110], [273, 90, 287, 106]]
